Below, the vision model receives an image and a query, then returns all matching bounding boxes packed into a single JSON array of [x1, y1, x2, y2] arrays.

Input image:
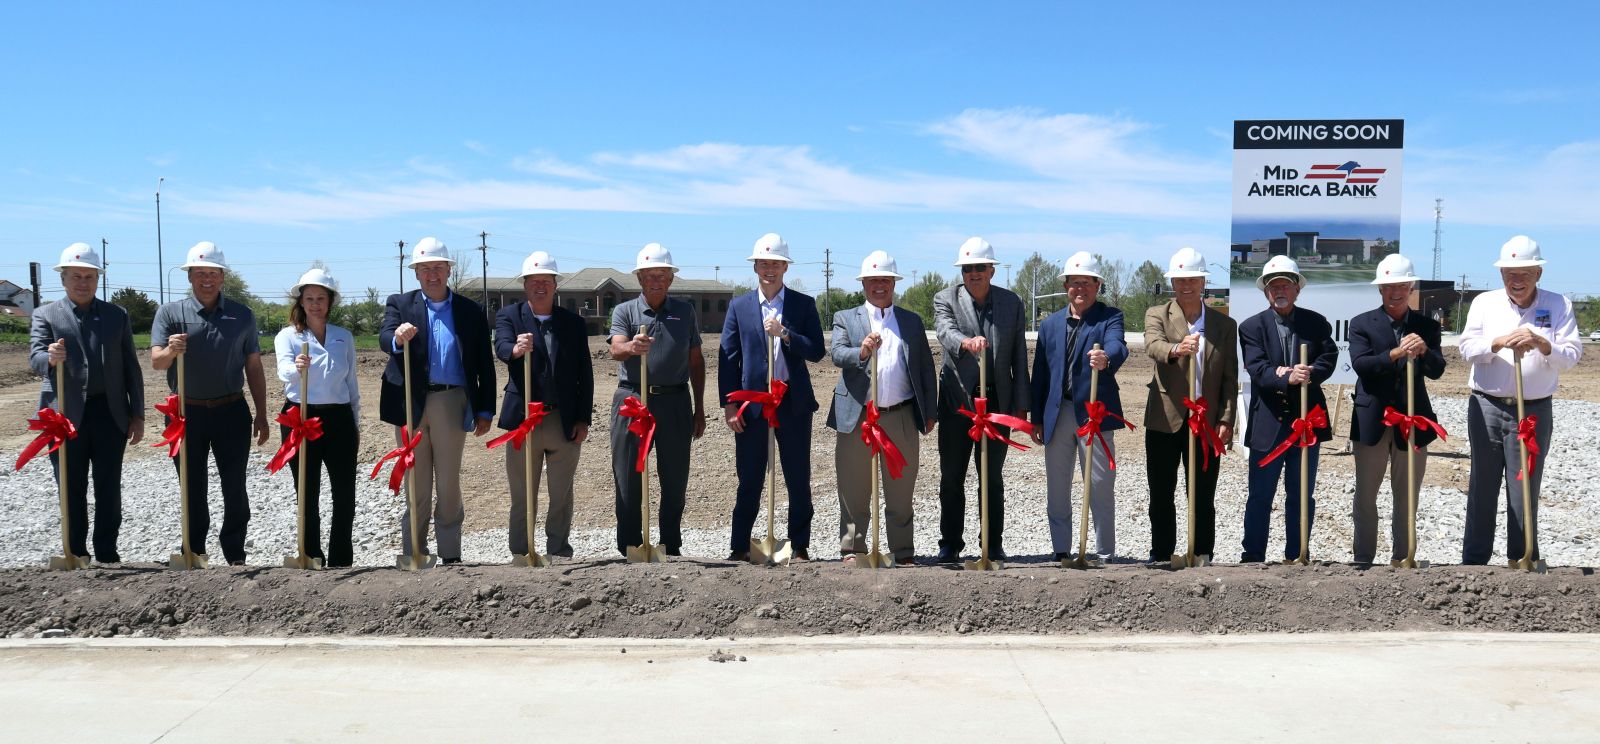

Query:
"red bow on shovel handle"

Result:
[[151, 393, 186, 458], [1516, 415, 1540, 481], [1182, 396, 1226, 468], [727, 380, 787, 429], [619, 396, 656, 473], [860, 401, 909, 479], [267, 407, 324, 474], [1076, 400, 1135, 471], [370, 426, 423, 494], [958, 397, 1035, 451], [14, 408, 77, 471], [1256, 404, 1329, 467], [1381, 406, 1449, 449], [487, 402, 550, 451]]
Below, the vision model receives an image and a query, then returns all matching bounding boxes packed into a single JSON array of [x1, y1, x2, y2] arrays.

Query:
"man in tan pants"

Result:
[[826, 251, 937, 565]]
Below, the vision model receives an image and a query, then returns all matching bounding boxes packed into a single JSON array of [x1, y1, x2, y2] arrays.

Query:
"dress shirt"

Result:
[[1458, 288, 1583, 399], [867, 303, 912, 407], [424, 292, 467, 387], [276, 324, 361, 421], [1187, 310, 1206, 398], [760, 287, 788, 382]]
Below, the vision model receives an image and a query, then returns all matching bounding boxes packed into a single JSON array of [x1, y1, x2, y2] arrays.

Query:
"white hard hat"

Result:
[[634, 242, 679, 273], [856, 250, 903, 280], [1058, 251, 1104, 281], [54, 242, 103, 272], [291, 267, 340, 298], [1371, 253, 1420, 285], [180, 241, 229, 272], [1255, 255, 1305, 290], [408, 237, 455, 267], [517, 251, 560, 278], [1493, 235, 1547, 268], [746, 233, 794, 263], [954, 237, 1000, 266], [1164, 246, 1209, 279]]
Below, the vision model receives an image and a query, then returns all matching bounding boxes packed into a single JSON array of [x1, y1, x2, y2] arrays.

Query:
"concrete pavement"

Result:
[[3, 633, 1599, 742]]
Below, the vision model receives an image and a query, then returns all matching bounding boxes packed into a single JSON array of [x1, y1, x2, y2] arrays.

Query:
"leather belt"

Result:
[[1474, 390, 1550, 407], [619, 382, 688, 395], [426, 383, 459, 392], [877, 399, 913, 413], [184, 393, 242, 408]]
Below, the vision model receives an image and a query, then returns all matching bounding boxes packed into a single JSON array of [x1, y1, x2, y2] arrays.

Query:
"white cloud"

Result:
[[1407, 139, 1600, 228], [463, 140, 491, 155], [510, 154, 604, 182], [926, 108, 1220, 183]]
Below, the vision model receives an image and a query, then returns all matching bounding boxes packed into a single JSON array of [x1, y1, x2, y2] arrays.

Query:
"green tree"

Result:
[[898, 272, 950, 328], [817, 287, 864, 326], [110, 287, 157, 333], [1010, 252, 1065, 330]]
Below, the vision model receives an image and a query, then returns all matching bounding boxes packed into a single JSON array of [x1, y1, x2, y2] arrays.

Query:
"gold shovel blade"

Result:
[[854, 551, 894, 569], [962, 557, 1002, 571], [1511, 558, 1548, 574], [281, 555, 324, 570], [749, 537, 791, 566], [626, 544, 667, 564], [511, 552, 552, 568], [1170, 553, 1186, 569], [168, 552, 209, 571], [1064, 554, 1103, 570], [46, 554, 90, 571], [395, 554, 438, 571]]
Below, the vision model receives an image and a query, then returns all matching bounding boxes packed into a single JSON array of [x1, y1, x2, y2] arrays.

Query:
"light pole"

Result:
[[156, 177, 165, 304]]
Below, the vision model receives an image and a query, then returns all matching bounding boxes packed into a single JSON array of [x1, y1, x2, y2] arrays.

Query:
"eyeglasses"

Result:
[[961, 264, 990, 274]]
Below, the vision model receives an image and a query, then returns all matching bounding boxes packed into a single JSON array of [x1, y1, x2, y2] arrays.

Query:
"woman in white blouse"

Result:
[[275, 267, 362, 567]]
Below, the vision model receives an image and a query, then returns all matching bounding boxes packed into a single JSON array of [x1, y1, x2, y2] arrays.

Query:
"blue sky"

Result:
[[5, 2, 1598, 305]]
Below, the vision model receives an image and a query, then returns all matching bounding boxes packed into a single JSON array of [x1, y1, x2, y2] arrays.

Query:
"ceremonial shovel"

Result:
[[512, 342, 551, 568], [282, 339, 323, 570], [169, 353, 208, 570], [627, 325, 667, 564], [1066, 343, 1105, 570], [47, 357, 89, 571], [1391, 357, 1428, 569], [1287, 343, 1312, 566], [748, 336, 792, 566], [1172, 353, 1211, 569], [395, 340, 437, 571], [964, 346, 1001, 571], [856, 347, 894, 569], [1511, 349, 1547, 574]]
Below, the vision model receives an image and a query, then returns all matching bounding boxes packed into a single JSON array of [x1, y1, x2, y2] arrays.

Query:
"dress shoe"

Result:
[[1055, 552, 1071, 561], [895, 556, 916, 566], [935, 547, 961, 564], [227, 560, 245, 566], [727, 551, 750, 562], [791, 549, 809, 561], [841, 554, 858, 566], [1239, 553, 1264, 564], [664, 546, 682, 557], [441, 557, 462, 565], [95, 554, 122, 565]]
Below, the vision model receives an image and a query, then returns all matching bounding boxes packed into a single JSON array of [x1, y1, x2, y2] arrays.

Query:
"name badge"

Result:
[[1533, 309, 1552, 329]]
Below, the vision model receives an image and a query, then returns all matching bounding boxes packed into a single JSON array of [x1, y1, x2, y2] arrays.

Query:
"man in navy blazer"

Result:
[[718, 234, 826, 561], [1239, 256, 1339, 563], [1348, 254, 1445, 565], [1030, 252, 1130, 561], [378, 238, 497, 564]]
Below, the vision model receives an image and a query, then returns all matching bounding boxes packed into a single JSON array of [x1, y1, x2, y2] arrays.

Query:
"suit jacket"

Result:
[[1239, 306, 1339, 451], [1030, 301, 1130, 445], [825, 304, 937, 434], [1143, 301, 1239, 434], [28, 298, 144, 433], [1347, 307, 1446, 448], [717, 287, 826, 415], [493, 303, 593, 439], [378, 290, 496, 429], [933, 284, 1030, 415]]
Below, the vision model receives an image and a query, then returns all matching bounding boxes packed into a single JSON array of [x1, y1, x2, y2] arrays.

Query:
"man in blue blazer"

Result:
[[1239, 256, 1339, 563], [719, 234, 826, 561], [379, 238, 497, 564], [1348, 254, 1445, 565], [1030, 252, 1130, 561]]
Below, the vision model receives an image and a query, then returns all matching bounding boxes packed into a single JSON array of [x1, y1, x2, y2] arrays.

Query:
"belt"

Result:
[[426, 383, 460, 393], [184, 393, 243, 408], [305, 403, 352, 412], [877, 399, 913, 413], [1474, 390, 1551, 407], [619, 382, 688, 395]]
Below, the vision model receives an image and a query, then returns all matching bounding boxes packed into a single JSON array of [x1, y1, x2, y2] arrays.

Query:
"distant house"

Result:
[[458, 268, 738, 335], [1246, 233, 1390, 265], [0, 280, 36, 321]]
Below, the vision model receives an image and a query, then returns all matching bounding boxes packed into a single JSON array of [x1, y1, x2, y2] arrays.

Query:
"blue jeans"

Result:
[[1243, 441, 1321, 561]]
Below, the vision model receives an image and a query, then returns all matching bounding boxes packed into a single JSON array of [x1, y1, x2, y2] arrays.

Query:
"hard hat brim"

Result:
[[633, 262, 679, 273], [516, 268, 561, 279], [1256, 272, 1304, 290], [1370, 275, 1420, 285], [1058, 270, 1105, 281], [746, 253, 795, 263], [407, 256, 456, 268], [953, 256, 1000, 267], [53, 260, 102, 272], [1163, 269, 1209, 279], [181, 261, 229, 271], [856, 270, 904, 280], [1492, 258, 1547, 268]]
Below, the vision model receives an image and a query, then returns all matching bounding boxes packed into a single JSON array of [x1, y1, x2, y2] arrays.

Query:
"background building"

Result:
[[460, 268, 737, 335]]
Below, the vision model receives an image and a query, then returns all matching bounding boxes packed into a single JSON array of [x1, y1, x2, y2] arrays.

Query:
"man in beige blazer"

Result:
[[1143, 247, 1237, 564]]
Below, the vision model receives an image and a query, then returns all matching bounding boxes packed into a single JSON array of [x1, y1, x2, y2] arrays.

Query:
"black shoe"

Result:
[[935, 547, 961, 564], [228, 560, 245, 566], [895, 556, 917, 566], [727, 551, 750, 562], [95, 554, 122, 565], [664, 546, 682, 557], [441, 557, 462, 565], [1055, 552, 1071, 561], [1239, 553, 1264, 564]]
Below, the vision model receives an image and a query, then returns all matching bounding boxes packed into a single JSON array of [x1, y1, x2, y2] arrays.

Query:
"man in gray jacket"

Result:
[[933, 237, 1029, 563], [29, 243, 144, 564]]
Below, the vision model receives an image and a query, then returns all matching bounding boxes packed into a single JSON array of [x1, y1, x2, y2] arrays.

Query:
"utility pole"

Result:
[[714, 266, 720, 283], [1454, 273, 1469, 333], [155, 178, 165, 304], [479, 231, 490, 316], [101, 238, 109, 300], [397, 240, 406, 295], [1432, 198, 1444, 280], [822, 247, 833, 322], [1005, 263, 1012, 289]]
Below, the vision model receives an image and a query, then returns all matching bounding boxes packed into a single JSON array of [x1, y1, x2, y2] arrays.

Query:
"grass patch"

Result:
[[0, 332, 382, 352]]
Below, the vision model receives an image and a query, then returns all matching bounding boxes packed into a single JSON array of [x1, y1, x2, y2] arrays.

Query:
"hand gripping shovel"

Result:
[[749, 336, 792, 566], [1511, 349, 1547, 573], [282, 339, 324, 570], [856, 347, 894, 569], [46, 357, 90, 571], [169, 353, 208, 570], [512, 341, 551, 568], [1392, 357, 1428, 569], [1287, 343, 1312, 566], [627, 324, 667, 564], [1172, 353, 1212, 569], [396, 340, 437, 571], [1065, 343, 1106, 570], [965, 346, 1002, 571]]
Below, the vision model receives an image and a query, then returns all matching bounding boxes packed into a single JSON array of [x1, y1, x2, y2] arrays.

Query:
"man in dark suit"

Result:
[[379, 237, 496, 564], [494, 251, 593, 560], [1348, 254, 1445, 565], [719, 233, 826, 561], [827, 250, 937, 565], [29, 243, 144, 564], [1031, 251, 1130, 561], [1239, 256, 1339, 563], [933, 237, 1029, 563]]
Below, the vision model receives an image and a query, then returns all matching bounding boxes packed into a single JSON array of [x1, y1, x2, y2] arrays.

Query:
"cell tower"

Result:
[[1432, 198, 1443, 280]]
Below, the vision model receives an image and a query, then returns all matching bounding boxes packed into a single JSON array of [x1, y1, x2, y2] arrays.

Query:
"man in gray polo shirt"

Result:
[[150, 242, 271, 566], [609, 243, 707, 556]]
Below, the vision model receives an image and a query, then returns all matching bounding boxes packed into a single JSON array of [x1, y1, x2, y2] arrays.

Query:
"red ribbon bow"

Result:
[[727, 380, 788, 429], [14, 408, 77, 471], [151, 393, 186, 458], [1381, 406, 1449, 450], [1516, 415, 1540, 481], [1076, 401, 1135, 471], [487, 402, 551, 451], [1256, 404, 1329, 467], [619, 396, 656, 473], [1182, 396, 1227, 469], [958, 397, 1035, 451], [370, 426, 423, 495], [267, 407, 324, 474], [859, 401, 909, 479]]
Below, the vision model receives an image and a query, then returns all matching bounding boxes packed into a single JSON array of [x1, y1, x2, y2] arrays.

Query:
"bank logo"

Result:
[[1306, 161, 1385, 184]]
